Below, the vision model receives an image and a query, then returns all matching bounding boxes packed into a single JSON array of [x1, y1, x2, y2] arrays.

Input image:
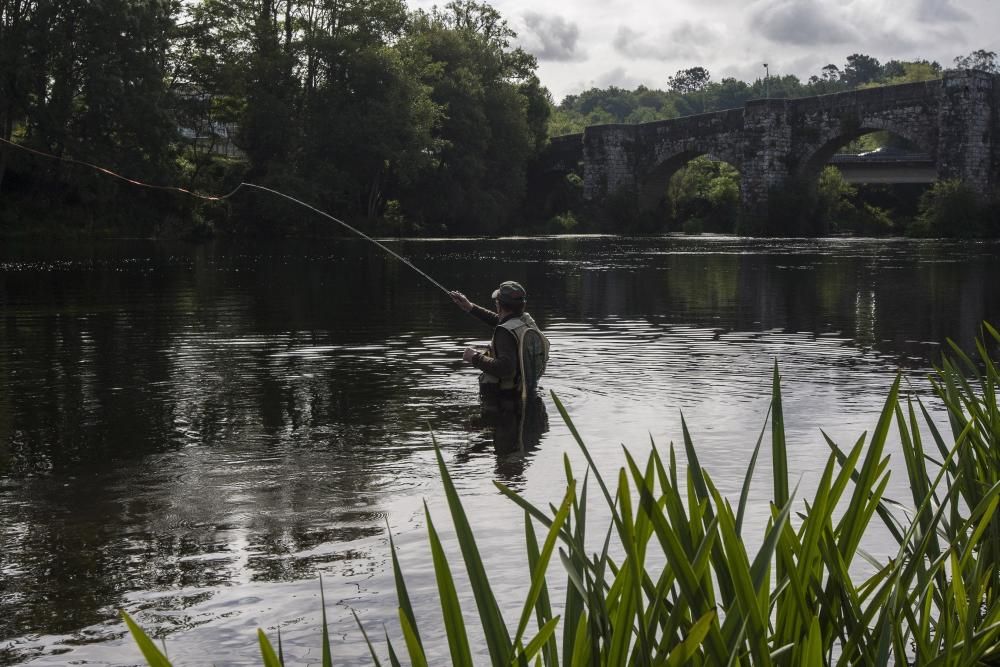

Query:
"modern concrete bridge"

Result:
[[544, 70, 999, 223], [828, 151, 936, 184]]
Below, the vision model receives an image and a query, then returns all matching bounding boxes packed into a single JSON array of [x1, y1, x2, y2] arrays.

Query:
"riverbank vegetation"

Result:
[[0, 0, 996, 238], [124, 325, 1000, 665]]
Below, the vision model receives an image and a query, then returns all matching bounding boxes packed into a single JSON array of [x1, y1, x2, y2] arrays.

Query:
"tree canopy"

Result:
[[0, 3, 995, 237], [0, 0, 549, 235]]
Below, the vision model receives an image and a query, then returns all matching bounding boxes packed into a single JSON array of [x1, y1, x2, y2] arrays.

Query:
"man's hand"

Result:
[[449, 291, 473, 312], [463, 347, 479, 363]]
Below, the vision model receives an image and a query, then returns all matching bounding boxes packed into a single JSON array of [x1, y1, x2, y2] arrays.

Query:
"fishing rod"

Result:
[[0, 136, 452, 297]]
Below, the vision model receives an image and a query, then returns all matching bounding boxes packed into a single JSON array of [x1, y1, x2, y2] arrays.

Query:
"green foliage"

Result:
[[814, 166, 897, 236], [125, 326, 1000, 665], [873, 60, 943, 86], [915, 179, 989, 238], [954, 49, 999, 73], [549, 85, 681, 136], [681, 218, 704, 235], [392, 1, 548, 234], [667, 156, 740, 233], [595, 187, 663, 233], [816, 165, 857, 232], [843, 53, 883, 87], [547, 211, 579, 233], [748, 168, 907, 237], [668, 66, 711, 94], [740, 179, 813, 236], [855, 203, 895, 235], [1, 3, 994, 242]]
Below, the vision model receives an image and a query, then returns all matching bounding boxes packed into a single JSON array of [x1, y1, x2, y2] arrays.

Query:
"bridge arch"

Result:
[[798, 121, 937, 181], [638, 150, 737, 211]]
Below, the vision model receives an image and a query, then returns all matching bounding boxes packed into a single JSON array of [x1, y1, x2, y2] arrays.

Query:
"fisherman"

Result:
[[449, 281, 549, 399]]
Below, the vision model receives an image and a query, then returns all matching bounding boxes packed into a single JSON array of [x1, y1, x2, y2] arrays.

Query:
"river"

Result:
[[1, 235, 998, 665]]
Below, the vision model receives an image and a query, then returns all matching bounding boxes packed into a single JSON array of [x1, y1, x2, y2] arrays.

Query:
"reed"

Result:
[[123, 327, 1000, 665]]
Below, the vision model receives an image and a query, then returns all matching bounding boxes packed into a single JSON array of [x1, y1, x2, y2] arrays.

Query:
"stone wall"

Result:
[[577, 70, 999, 223]]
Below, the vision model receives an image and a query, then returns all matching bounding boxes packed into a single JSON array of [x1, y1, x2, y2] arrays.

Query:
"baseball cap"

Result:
[[491, 280, 526, 304]]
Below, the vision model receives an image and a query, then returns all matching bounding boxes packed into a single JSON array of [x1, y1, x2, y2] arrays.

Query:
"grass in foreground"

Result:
[[124, 325, 1000, 665]]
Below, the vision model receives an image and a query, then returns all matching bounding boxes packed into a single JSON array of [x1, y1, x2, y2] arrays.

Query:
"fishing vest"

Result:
[[479, 313, 550, 396]]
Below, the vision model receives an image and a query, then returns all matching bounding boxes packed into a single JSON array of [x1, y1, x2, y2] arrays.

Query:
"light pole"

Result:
[[763, 63, 769, 98]]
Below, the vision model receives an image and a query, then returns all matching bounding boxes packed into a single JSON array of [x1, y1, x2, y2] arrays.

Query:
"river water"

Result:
[[1, 235, 998, 665]]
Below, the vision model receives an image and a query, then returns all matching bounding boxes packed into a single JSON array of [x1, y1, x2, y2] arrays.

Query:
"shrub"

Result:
[[681, 217, 704, 234], [816, 165, 857, 233], [852, 202, 895, 236], [916, 179, 983, 237], [547, 211, 579, 233]]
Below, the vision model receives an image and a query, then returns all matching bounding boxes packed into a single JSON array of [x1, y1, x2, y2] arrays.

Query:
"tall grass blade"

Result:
[[513, 483, 574, 650], [523, 513, 557, 667], [432, 438, 512, 665], [258, 629, 283, 667], [385, 629, 403, 667], [399, 608, 429, 667], [521, 617, 562, 664], [120, 611, 172, 667], [771, 361, 789, 509], [320, 575, 333, 667], [424, 503, 473, 666], [351, 610, 383, 667], [736, 403, 771, 534], [386, 519, 421, 647], [664, 610, 715, 666]]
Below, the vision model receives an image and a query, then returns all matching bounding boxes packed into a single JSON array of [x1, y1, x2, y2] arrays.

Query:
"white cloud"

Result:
[[612, 22, 721, 61], [592, 67, 649, 90], [521, 12, 587, 62], [914, 0, 971, 22], [494, 0, 1000, 99], [748, 0, 861, 46]]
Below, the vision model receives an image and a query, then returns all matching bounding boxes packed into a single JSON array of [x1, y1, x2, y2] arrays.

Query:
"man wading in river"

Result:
[[449, 281, 550, 399]]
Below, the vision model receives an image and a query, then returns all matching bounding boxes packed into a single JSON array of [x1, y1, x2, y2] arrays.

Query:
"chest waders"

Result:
[[478, 313, 551, 400]]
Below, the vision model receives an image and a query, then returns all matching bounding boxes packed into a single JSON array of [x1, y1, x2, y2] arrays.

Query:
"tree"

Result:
[[706, 77, 752, 111], [877, 61, 942, 85], [239, 0, 296, 177], [668, 67, 711, 94], [0, 0, 37, 189], [398, 0, 546, 233], [842, 53, 882, 87], [667, 156, 740, 232], [807, 64, 846, 95], [668, 67, 711, 115], [815, 166, 856, 232], [954, 49, 998, 73], [574, 87, 638, 119], [19, 0, 177, 178]]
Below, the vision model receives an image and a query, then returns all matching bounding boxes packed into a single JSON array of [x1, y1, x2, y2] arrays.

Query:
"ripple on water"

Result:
[[1, 236, 997, 664]]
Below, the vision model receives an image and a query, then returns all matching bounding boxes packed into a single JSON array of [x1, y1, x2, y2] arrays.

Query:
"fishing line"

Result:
[[0, 136, 452, 296]]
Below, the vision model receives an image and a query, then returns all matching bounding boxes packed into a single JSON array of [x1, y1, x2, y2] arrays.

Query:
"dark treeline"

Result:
[[0, 0, 997, 238], [0, 0, 549, 237]]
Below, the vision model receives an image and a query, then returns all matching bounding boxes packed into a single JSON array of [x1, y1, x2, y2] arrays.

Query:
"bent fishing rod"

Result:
[[0, 136, 452, 297]]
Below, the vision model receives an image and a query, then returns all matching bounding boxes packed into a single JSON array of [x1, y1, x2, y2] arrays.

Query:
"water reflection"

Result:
[[456, 394, 550, 483], [0, 236, 999, 664]]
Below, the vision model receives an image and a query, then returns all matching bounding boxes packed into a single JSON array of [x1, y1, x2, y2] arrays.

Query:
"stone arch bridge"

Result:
[[544, 70, 999, 223]]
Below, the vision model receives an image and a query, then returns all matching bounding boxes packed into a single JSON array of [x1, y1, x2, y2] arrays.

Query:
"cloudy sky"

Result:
[[412, 0, 1000, 102]]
